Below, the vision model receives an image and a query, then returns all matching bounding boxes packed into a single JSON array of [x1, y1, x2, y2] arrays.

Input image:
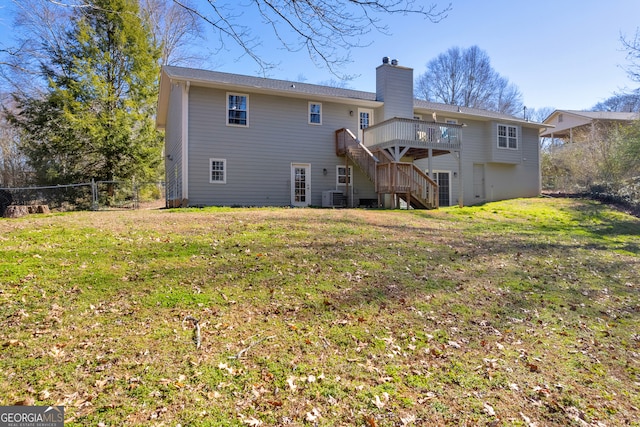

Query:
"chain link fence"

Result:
[[1, 180, 165, 216]]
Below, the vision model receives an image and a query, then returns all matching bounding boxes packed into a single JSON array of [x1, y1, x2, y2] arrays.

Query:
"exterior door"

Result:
[[291, 163, 311, 207], [433, 171, 451, 207], [358, 108, 374, 143]]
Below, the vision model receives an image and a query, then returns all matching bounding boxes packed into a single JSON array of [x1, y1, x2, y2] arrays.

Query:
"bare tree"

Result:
[[415, 46, 464, 105], [1, 0, 205, 92], [171, 0, 451, 77], [621, 28, 640, 83], [1, 0, 74, 97], [527, 106, 555, 123], [0, 96, 30, 187], [592, 91, 640, 112], [141, 0, 204, 66], [415, 45, 524, 116]]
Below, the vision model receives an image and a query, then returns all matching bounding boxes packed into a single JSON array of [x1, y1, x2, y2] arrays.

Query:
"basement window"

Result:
[[336, 165, 352, 186], [210, 158, 227, 184]]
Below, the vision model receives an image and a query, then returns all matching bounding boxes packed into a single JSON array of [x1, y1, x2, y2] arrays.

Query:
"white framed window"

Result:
[[227, 93, 248, 126], [497, 124, 518, 149], [309, 102, 322, 125], [358, 108, 374, 142], [336, 165, 352, 186], [210, 158, 226, 184], [360, 111, 371, 130]]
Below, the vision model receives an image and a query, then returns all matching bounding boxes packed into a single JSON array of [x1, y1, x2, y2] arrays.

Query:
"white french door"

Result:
[[291, 163, 311, 207]]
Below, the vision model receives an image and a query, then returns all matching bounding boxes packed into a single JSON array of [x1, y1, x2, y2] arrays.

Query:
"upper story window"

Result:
[[360, 111, 371, 130], [227, 93, 248, 126], [309, 102, 322, 125], [497, 124, 518, 149], [558, 114, 564, 123]]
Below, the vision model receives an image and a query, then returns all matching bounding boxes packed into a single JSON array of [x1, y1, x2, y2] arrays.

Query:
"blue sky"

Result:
[[1, 0, 639, 113], [201, 0, 640, 113]]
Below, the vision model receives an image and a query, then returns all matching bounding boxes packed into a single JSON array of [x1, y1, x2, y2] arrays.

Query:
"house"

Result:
[[156, 58, 545, 209], [540, 110, 638, 144]]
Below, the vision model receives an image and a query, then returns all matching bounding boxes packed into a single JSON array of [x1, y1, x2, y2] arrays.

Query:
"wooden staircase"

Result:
[[335, 128, 439, 209]]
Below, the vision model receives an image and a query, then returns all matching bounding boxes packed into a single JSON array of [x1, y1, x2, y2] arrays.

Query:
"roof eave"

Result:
[[161, 67, 382, 108], [414, 104, 548, 128], [156, 68, 171, 130]]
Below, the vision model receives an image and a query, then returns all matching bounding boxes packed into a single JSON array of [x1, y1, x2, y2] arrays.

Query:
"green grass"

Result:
[[1, 198, 639, 426]]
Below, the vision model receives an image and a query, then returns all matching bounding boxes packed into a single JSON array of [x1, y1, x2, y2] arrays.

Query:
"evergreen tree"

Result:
[[9, 0, 162, 185]]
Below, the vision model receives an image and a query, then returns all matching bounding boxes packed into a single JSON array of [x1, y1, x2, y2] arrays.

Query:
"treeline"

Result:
[[542, 28, 640, 213]]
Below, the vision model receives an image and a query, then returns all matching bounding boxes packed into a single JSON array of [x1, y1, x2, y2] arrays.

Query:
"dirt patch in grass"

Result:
[[1, 198, 638, 426]]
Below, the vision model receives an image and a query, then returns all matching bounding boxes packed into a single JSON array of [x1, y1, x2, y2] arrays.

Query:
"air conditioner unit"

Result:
[[322, 190, 346, 208]]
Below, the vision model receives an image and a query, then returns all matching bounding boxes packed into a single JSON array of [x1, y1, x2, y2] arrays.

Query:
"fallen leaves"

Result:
[[238, 413, 263, 426], [286, 376, 297, 392], [305, 407, 321, 422], [483, 402, 496, 417], [372, 392, 389, 409], [364, 414, 377, 427], [218, 363, 236, 375], [12, 396, 35, 406], [0, 202, 637, 426]]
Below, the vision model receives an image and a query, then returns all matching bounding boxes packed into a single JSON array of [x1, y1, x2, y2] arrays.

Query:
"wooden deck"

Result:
[[335, 127, 440, 209], [362, 117, 462, 160]]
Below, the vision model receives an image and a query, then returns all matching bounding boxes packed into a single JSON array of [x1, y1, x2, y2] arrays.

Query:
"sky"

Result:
[[0, 0, 639, 114], [201, 0, 640, 114]]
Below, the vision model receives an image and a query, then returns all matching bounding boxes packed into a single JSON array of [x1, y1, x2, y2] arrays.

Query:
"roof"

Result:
[[540, 109, 638, 137], [413, 99, 540, 125], [157, 65, 546, 129], [544, 109, 639, 122]]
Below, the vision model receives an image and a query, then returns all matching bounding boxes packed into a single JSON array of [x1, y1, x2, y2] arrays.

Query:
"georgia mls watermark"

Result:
[[0, 406, 64, 427]]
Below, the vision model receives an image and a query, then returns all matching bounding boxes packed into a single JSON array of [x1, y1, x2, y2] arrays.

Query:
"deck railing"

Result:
[[335, 127, 439, 209], [363, 117, 462, 151], [336, 128, 380, 182], [376, 162, 438, 209]]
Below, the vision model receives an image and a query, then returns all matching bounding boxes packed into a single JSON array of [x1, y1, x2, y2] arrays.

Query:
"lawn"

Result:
[[0, 198, 638, 426]]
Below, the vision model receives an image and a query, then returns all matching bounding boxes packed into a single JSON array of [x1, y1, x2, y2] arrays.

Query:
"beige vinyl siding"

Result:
[[164, 83, 185, 203], [547, 112, 591, 134], [376, 64, 414, 120], [186, 86, 376, 207], [489, 122, 522, 164], [483, 125, 540, 203], [414, 119, 540, 206]]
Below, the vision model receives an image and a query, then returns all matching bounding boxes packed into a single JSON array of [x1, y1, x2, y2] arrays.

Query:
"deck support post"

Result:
[[456, 151, 463, 207], [345, 154, 350, 207]]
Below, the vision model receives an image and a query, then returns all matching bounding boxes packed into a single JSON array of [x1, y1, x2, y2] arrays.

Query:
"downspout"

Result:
[[457, 125, 464, 207], [182, 81, 190, 206], [457, 150, 463, 208], [428, 147, 433, 208], [345, 155, 350, 207]]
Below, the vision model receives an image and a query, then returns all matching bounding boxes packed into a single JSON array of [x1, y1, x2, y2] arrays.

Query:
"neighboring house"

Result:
[[156, 58, 545, 209], [540, 110, 638, 143]]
